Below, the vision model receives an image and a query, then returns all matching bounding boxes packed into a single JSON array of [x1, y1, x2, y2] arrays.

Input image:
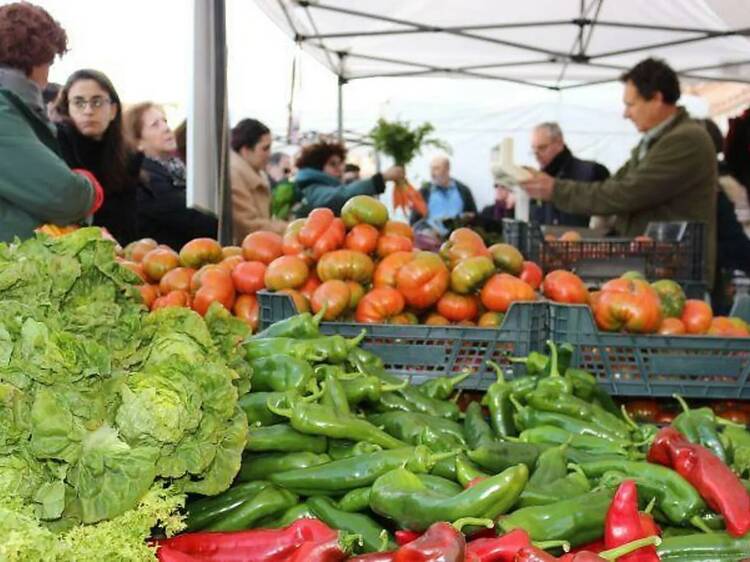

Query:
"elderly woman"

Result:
[[0, 2, 102, 242], [124, 102, 217, 249]]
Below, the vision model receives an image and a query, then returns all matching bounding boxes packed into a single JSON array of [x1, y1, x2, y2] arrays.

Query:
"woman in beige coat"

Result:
[[229, 118, 287, 244]]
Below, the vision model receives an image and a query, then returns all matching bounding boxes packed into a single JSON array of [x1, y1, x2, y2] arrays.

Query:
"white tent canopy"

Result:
[[256, 0, 750, 88]]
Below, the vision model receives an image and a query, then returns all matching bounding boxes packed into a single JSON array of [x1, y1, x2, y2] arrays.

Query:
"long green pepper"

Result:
[[251, 307, 325, 339], [245, 423, 328, 453], [481, 361, 516, 438], [204, 484, 298, 532], [463, 401, 496, 449], [308, 495, 395, 552], [236, 451, 331, 482]]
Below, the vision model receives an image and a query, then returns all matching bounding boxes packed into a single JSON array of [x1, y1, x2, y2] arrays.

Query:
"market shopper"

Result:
[[124, 102, 217, 250], [267, 151, 292, 188], [529, 122, 610, 227], [410, 156, 477, 226], [0, 2, 102, 242], [55, 69, 141, 245], [230, 118, 287, 243], [521, 57, 717, 286], [479, 183, 515, 222], [294, 140, 404, 217]]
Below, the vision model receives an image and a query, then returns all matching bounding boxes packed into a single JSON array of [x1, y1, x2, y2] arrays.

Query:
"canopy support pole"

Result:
[[337, 52, 347, 140]]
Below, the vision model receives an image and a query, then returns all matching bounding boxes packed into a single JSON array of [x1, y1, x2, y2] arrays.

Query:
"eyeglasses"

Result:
[[69, 97, 112, 111], [531, 143, 551, 154]]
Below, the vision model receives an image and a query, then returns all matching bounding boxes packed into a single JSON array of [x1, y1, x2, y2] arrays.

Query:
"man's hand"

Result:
[[520, 172, 555, 201], [382, 165, 406, 182]]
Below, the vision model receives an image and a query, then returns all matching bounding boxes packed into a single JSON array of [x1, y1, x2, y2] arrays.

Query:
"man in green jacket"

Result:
[[521, 58, 717, 287], [0, 2, 96, 243]]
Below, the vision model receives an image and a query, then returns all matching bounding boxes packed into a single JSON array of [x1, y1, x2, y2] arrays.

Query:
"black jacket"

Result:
[[137, 157, 218, 250], [532, 146, 610, 227], [56, 122, 141, 245], [409, 179, 477, 225]]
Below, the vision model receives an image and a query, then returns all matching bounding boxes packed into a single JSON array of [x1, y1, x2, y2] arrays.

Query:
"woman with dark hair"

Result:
[[124, 102, 217, 250], [0, 2, 102, 242], [230, 118, 287, 243], [55, 69, 141, 244], [294, 140, 404, 217]]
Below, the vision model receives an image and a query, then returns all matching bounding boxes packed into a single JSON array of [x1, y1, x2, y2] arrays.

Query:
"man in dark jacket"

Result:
[[521, 58, 717, 287], [530, 122, 610, 227], [410, 156, 477, 227]]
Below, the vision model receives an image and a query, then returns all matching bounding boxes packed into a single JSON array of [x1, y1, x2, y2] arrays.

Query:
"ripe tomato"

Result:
[[559, 230, 582, 242], [382, 220, 413, 240], [138, 284, 159, 309], [373, 251, 413, 288], [299, 208, 346, 260], [658, 317, 686, 335], [377, 234, 413, 258], [424, 312, 450, 325], [233, 293, 259, 331], [680, 299, 713, 335], [488, 243, 524, 276], [480, 273, 536, 313], [449, 227, 485, 250], [299, 273, 322, 302], [264, 255, 309, 291], [436, 292, 479, 322], [242, 230, 283, 264], [159, 267, 195, 294], [345, 223, 380, 255], [316, 250, 375, 285], [279, 288, 310, 313], [191, 266, 235, 315], [152, 289, 191, 311], [142, 247, 180, 282], [396, 251, 450, 309], [543, 270, 589, 304], [311, 280, 351, 321], [651, 279, 686, 319], [231, 261, 267, 294], [222, 245, 243, 259], [390, 312, 419, 325], [123, 238, 157, 262], [624, 399, 660, 422], [519, 261, 543, 290], [708, 316, 750, 337], [594, 278, 662, 334], [346, 281, 365, 311], [179, 237, 223, 268], [355, 287, 405, 323], [218, 255, 244, 274], [478, 311, 506, 328], [119, 259, 148, 282]]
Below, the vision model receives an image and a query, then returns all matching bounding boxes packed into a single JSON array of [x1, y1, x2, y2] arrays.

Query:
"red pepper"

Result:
[[288, 536, 350, 562], [465, 528, 533, 562], [648, 427, 750, 537], [347, 553, 397, 562], [567, 541, 605, 555], [513, 547, 557, 562], [156, 546, 204, 562], [603, 480, 659, 562], [395, 530, 421, 546], [159, 519, 336, 561], [638, 513, 660, 538], [393, 522, 465, 562]]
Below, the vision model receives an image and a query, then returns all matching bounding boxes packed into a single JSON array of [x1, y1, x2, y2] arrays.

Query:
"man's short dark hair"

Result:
[[344, 163, 360, 173], [231, 118, 270, 152], [42, 82, 61, 104], [620, 58, 681, 105]]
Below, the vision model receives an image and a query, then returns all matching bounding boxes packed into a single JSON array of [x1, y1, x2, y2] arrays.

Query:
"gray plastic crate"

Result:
[[258, 290, 547, 390], [548, 303, 750, 398], [731, 295, 750, 324]]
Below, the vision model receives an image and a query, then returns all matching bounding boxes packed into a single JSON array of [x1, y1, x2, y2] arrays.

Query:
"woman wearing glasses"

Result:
[[55, 69, 141, 244], [0, 2, 103, 242], [124, 102, 218, 250]]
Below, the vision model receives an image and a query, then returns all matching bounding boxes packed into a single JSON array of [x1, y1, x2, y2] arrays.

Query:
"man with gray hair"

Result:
[[530, 121, 609, 227]]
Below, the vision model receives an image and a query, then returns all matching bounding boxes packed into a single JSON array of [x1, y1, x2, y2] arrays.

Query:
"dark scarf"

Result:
[[543, 145, 573, 177], [57, 121, 105, 177], [147, 155, 186, 187]]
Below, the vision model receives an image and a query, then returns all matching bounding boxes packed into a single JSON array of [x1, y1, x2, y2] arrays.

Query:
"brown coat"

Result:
[[230, 150, 287, 245]]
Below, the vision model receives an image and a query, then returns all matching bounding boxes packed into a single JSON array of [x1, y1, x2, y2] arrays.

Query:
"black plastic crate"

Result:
[[548, 303, 750, 398], [258, 290, 547, 390]]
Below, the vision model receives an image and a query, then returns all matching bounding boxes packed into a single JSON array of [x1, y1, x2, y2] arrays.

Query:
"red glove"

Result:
[[72, 168, 105, 215]]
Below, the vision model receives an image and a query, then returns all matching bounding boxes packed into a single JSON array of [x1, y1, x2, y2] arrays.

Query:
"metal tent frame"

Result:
[[271, 0, 750, 136]]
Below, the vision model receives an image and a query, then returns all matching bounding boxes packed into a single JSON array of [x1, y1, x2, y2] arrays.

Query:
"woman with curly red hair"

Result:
[[0, 2, 103, 242]]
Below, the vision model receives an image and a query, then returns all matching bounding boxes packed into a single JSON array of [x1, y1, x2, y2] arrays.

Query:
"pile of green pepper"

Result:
[[177, 315, 750, 560]]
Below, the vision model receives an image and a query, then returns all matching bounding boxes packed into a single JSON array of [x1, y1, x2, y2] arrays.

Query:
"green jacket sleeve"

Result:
[[304, 174, 385, 214], [552, 129, 713, 216], [0, 100, 94, 225]]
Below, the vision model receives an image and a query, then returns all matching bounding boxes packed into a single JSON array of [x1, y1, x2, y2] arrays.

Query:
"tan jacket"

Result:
[[230, 150, 287, 245]]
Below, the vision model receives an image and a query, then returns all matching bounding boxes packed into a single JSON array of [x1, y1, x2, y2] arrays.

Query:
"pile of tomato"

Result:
[[117, 195, 749, 337]]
